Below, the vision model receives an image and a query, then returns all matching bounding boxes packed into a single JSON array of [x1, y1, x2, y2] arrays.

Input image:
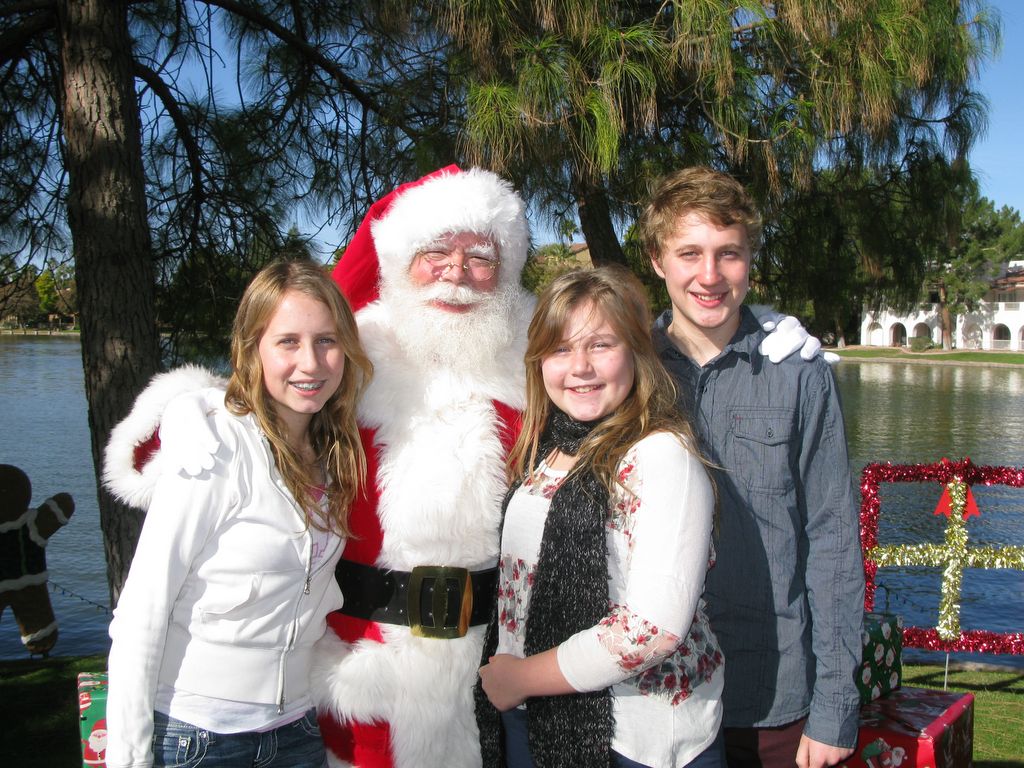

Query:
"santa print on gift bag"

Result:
[[78, 672, 109, 767], [841, 686, 974, 768], [857, 612, 904, 704]]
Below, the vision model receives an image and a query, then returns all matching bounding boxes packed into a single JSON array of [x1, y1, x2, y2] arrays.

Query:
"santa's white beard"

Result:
[[379, 277, 520, 374]]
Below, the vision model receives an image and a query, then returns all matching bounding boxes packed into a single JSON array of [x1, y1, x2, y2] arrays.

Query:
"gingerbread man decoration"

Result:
[[0, 464, 75, 655]]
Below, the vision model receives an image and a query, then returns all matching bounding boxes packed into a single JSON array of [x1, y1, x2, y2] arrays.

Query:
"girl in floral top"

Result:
[[475, 266, 725, 768]]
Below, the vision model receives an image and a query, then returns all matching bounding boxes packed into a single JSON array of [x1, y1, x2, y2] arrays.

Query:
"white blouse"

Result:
[[496, 431, 724, 767]]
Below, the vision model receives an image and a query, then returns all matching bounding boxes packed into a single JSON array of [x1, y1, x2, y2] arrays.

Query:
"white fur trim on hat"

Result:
[[370, 167, 530, 288]]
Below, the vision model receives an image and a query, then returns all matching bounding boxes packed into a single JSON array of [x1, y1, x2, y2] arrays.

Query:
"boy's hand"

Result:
[[796, 733, 854, 768]]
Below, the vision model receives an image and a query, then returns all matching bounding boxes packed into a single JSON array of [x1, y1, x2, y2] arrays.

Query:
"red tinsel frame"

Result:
[[861, 457, 1024, 655]]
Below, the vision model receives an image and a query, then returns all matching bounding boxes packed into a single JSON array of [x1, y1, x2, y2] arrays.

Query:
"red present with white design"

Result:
[[841, 686, 973, 768], [78, 672, 108, 767]]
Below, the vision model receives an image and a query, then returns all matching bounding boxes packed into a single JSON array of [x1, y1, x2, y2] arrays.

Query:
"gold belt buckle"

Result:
[[408, 565, 472, 639]]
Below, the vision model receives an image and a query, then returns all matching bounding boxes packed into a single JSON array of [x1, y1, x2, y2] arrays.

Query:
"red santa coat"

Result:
[[312, 297, 529, 768], [312, 166, 534, 768]]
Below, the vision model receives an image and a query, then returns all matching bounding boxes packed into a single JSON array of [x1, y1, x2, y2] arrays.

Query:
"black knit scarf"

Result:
[[475, 408, 614, 768]]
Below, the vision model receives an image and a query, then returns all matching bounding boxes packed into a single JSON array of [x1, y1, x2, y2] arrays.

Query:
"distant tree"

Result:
[[0, 263, 41, 326], [522, 243, 581, 293], [926, 187, 1022, 348], [33, 259, 76, 320], [158, 228, 313, 368], [759, 151, 966, 344], [51, 260, 78, 318], [35, 269, 58, 315], [994, 206, 1024, 262]]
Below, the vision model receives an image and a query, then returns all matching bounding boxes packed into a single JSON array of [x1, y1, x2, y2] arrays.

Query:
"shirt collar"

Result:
[[653, 305, 765, 365]]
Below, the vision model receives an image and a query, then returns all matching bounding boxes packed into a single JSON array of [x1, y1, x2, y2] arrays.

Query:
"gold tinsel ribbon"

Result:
[[861, 459, 1024, 655]]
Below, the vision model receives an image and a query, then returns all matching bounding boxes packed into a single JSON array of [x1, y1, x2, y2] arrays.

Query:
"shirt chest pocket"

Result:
[[724, 408, 796, 493]]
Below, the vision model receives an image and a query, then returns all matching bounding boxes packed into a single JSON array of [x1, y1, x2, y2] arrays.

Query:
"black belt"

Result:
[[335, 558, 497, 639]]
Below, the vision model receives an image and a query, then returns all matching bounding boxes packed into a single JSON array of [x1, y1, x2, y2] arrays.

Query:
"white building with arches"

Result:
[[860, 262, 1024, 351]]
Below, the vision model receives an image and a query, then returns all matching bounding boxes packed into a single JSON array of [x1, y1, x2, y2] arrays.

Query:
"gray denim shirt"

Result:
[[653, 306, 863, 747]]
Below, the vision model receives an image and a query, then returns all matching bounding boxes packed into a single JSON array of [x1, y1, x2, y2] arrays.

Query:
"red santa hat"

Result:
[[331, 165, 530, 312]]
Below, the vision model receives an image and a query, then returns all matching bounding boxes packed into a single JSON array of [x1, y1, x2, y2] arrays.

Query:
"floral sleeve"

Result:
[[596, 602, 681, 675], [555, 432, 720, 698]]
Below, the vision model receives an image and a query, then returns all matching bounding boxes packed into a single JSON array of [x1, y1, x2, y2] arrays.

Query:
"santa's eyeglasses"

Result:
[[417, 249, 500, 278]]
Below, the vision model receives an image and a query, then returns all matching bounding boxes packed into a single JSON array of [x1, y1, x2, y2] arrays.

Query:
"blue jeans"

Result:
[[500, 708, 726, 768], [151, 709, 327, 768]]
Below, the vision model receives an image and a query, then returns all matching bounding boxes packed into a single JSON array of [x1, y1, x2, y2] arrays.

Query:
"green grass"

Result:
[[1, 656, 1021, 766], [832, 347, 1024, 365], [0, 654, 107, 766]]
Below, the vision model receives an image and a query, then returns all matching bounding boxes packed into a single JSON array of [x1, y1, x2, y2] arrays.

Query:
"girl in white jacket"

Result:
[[105, 259, 372, 768]]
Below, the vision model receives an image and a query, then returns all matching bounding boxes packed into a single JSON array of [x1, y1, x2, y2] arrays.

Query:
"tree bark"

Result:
[[574, 175, 628, 268], [834, 312, 847, 348], [57, 0, 159, 605], [939, 284, 953, 350]]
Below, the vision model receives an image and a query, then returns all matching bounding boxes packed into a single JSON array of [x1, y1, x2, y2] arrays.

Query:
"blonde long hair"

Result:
[[224, 259, 372, 535], [508, 265, 707, 494]]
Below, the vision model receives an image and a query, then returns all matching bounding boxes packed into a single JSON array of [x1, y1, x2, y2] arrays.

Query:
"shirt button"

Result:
[[766, 427, 775, 438]]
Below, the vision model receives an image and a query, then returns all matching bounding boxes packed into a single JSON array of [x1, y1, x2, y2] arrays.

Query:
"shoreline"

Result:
[[4, 331, 1022, 365], [833, 354, 1024, 368], [0, 328, 78, 336], [830, 345, 1024, 368]]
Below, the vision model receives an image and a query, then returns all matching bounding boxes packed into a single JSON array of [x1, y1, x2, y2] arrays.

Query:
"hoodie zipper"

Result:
[[257, 428, 342, 714], [256, 430, 315, 715]]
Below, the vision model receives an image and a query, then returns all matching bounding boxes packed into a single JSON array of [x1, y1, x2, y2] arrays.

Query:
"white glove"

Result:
[[759, 314, 823, 363], [158, 387, 223, 477], [103, 366, 226, 508]]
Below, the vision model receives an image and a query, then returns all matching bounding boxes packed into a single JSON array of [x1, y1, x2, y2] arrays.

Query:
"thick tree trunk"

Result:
[[834, 313, 847, 348], [574, 175, 628, 268], [939, 284, 953, 350], [57, 0, 159, 605]]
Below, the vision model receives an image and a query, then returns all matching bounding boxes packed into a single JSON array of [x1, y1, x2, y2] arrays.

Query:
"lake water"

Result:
[[0, 335, 110, 659], [835, 361, 1024, 668], [1, 336, 1023, 669]]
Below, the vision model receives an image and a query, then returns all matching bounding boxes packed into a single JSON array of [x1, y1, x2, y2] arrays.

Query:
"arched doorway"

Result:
[[890, 323, 907, 347], [962, 322, 982, 349], [867, 322, 883, 346], [912, 323, 933, 346], [993, 324, 1011, 350]]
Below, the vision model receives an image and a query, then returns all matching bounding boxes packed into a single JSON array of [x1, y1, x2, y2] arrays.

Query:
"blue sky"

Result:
[[969, 0, 1024, 215]]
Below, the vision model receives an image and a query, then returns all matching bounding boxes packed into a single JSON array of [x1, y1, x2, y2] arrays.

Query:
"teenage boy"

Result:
[[640, 166, 863, 768]]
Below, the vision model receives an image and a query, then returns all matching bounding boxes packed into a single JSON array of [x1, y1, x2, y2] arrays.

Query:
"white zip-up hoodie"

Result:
[[105, 402, 344, 768]]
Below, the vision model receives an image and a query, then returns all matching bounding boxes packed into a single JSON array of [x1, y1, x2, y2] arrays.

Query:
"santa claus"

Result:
[[105, 165, 534, 768], [310, 165, 533, 767]]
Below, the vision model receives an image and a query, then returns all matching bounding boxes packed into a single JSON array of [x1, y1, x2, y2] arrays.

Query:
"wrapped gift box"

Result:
[[78, 672, 108, 767], [858, 612, 903, 703], [841, 686, 974, 768]]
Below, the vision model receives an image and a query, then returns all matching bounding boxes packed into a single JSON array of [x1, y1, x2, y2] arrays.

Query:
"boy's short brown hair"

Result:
[[638, 166, 762, 260]]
